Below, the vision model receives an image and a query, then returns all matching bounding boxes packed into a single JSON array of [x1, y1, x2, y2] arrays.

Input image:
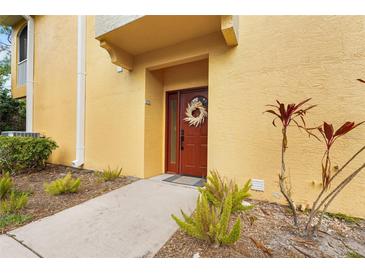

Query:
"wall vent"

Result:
[[251, 179, 265, 192], [1, 131, 40, 138]]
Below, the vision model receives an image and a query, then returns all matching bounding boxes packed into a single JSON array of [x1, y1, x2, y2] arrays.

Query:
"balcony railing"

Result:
[[17, 59, 27, 86]]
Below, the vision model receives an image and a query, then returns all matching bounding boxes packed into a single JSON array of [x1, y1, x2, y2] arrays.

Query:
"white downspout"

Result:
[[72, 16, 86, 167], [22, 15, 34, 132]]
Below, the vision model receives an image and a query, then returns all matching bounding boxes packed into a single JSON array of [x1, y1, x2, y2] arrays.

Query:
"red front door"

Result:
[[165, 88, 208, 177]]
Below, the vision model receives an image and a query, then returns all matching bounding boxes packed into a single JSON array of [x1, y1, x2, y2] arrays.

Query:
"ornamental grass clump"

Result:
[[0, 191, 28, 215], [44, 172, 81, 196], [172, 192, 241, 246], [0, 173, 29, 217], [96, 166, 123, 183], [199, 169, 253, 213], [0, 172, 13, 200]]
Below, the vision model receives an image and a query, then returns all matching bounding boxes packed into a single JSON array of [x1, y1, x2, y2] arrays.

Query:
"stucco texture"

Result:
[[33, 16, 77, 165], [12, 16, 365, 217], [207, 16, 365, 217]]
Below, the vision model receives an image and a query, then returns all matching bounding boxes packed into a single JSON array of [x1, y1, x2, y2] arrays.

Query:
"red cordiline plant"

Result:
[[305, 121, 365, 236], [265, 98, 316, 226]]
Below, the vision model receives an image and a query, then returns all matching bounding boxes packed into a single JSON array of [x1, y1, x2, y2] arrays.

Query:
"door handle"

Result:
[[180, 129, 184, 150]]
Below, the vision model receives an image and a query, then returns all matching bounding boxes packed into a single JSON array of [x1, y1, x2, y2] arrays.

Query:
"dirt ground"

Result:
[[1, 164, 139, 233], [155, 199, 365, 258]]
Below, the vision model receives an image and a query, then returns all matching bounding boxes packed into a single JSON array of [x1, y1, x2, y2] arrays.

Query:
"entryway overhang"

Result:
[[0, 15, 23, 26], [95, 15, 239, 71]]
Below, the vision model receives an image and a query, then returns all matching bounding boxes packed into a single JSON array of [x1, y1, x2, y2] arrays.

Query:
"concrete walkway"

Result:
[[0, 175, 198, 258]]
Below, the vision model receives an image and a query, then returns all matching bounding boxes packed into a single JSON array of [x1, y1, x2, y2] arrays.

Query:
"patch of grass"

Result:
[[44, 172, 81, 196], [325, 212, 363, 225], [96, 166, 123, 183], [0, 191, 29, 214], [346, 251, 364, 258], [0, 214, 32, 229]]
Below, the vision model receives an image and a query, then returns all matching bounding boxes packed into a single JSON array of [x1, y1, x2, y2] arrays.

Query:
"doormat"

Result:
[[163, 175, 205, 187]]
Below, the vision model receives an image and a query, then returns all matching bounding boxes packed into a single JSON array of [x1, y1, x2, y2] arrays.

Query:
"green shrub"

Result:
[[44, 172, 81, 195], [0, 214, 32, 229], [0, 191, 28, 214], [96, 166, 123, 183], [172, 192, 241, 246], [0, 172, 12, 200], [0, 136, 58, 173], [199, 170, 253, 213]]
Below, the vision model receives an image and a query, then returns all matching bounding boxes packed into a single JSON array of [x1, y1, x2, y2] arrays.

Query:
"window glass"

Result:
[[169, 98, 177, 164], [19, 26, 28, 62]]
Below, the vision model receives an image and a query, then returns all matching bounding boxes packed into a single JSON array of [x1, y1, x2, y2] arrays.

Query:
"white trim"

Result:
[[17, 59, 27, 87], [22, 15, 34, 132], [72, 15, 86, 168], [17, 59, 27, 65]]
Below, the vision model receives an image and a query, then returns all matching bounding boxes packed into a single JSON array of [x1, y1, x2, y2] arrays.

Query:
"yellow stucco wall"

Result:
[[144, 70, 164, 178], [207, 16, 365, 217], [84, 16, 145, 177], [163, 59, 208, 92], [32, 16, 77, 165], [12, 16, 365, 217]]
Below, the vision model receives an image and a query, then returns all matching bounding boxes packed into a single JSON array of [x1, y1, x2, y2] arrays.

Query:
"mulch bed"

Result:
[[1, 164, 139, 234], [155, 199, 365, 258]]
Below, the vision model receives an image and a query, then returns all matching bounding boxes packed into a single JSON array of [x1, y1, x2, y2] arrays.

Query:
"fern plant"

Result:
[[172, 192, 241, 246], [0, 191, 28, 214], [44, 172, 81, 195], [0, 172, 13, 200], [96, 166, 123, 183], [199, 170, 253, 212]]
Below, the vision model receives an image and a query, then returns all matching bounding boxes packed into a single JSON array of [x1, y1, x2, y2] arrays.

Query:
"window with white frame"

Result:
[[17, 25, 27, 86]]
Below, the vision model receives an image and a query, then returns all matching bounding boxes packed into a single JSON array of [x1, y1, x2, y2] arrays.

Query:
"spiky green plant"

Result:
[[0, 172, 13, 200], [172, 192, 241, 246], [96, 166, 123, 183], [0, 191, 28, 214], [44, 172, 81, 195], [199, 170, 253, 212]]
